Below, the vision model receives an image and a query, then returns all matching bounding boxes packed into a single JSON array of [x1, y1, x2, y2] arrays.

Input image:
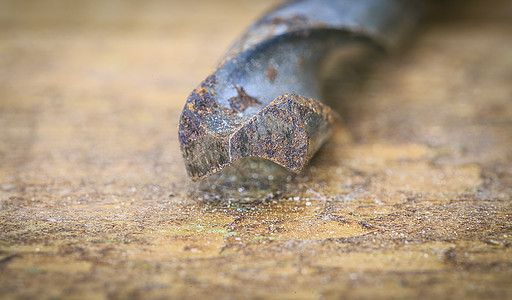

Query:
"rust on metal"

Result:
[[178, 0, 421, 182], [265, 66, 277, 83], [229, 86, 262, 113]]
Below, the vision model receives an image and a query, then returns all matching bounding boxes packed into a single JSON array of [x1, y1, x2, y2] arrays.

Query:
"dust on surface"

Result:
[[1, 0, 511, 299]]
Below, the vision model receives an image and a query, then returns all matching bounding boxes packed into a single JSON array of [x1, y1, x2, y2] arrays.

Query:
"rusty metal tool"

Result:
[[179, 0, 421, 183]]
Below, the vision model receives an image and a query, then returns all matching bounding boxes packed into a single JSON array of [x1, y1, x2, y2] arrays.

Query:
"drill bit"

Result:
[[179, 0, 421, 183]]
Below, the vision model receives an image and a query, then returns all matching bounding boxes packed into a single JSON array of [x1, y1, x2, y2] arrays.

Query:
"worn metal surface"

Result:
[[0, 0, 512, 299], [178, 0, 421, 181]]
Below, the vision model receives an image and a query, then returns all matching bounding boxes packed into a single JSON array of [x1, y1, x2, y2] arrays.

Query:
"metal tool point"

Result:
[[179, 0, 420, 182]]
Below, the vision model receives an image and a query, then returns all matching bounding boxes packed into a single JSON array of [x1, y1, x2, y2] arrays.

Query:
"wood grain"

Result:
[[1, 1, 511, 299]]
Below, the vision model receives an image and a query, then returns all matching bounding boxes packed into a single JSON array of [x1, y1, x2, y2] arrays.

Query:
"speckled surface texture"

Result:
[[1, 1, 511, 299]]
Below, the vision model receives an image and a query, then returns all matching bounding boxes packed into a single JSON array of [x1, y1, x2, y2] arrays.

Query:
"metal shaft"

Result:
[[179, 0, 421, 181]]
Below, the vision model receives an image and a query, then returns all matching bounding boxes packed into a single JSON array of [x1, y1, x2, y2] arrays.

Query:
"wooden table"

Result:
[[1, 0, 511, 299]]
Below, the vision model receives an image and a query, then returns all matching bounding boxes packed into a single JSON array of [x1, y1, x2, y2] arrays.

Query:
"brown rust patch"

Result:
[[298, 56, 306, 68], [267, 15, 309, 29], [228, 85, 262, 112], [266, 65, 277, 83]]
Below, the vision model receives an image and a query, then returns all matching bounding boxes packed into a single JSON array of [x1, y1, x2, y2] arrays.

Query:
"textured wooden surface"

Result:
[[1, 1, 511, 299]]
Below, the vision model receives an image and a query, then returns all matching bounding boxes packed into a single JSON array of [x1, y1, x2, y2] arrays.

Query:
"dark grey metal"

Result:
[[178, 0, 421, 182]]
